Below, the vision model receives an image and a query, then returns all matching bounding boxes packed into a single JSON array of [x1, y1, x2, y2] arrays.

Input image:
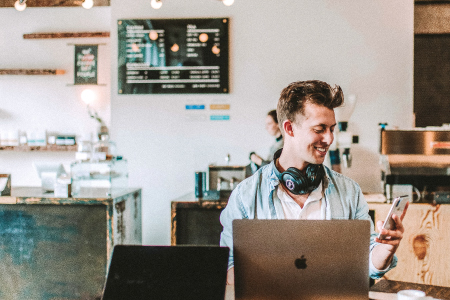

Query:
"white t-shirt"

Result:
[[274, 182, 324, 220]]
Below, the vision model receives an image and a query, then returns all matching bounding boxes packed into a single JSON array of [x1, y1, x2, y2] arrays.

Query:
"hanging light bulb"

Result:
[[14, 0, 27, 11], [151, 0, 162, 9], [81, 89, 96, 105], [222, 0, 234, 6], [82, 0, 94, 9]]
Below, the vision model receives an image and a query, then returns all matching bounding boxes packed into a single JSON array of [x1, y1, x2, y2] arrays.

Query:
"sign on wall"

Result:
[[117, 18, 229, 94], [74, 45, 98, 85]]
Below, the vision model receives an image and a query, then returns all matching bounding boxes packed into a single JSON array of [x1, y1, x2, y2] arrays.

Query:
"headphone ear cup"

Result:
[[305, 164, 325, 191], [281, 167, 309, 195]]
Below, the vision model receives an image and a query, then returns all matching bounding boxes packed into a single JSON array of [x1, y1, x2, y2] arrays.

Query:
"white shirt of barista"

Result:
[[273, 182, 324, 220]]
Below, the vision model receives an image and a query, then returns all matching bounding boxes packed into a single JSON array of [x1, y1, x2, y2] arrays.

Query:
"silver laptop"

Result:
[[233, 219, 370, 300]]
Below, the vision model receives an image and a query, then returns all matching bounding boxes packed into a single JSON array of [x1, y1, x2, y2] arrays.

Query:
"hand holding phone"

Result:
[[378, 196, 409, 240]]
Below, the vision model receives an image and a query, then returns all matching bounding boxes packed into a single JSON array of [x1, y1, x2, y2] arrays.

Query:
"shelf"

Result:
[[23, 32, 110, 39], [0, 145, 77, 151], [0, 69, 65, 75], [0, 0, 110, 7]]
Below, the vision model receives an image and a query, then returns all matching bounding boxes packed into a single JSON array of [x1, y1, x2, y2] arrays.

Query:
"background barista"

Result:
[[250, 110, 284, 170], [220, 80, 408, 285]]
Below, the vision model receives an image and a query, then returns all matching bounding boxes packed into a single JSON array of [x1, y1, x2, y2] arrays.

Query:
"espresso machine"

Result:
[[380, 127, 450, 204]]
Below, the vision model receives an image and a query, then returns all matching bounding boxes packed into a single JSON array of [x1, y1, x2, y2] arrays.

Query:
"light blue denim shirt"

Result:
[[219, 160, 397, 279]]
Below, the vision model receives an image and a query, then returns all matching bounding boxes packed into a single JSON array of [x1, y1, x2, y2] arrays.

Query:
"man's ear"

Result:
[[283, 120, 294, 137]]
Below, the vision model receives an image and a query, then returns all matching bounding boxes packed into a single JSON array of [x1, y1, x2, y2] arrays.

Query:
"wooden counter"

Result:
[[369, 202, 450, 287], [172, 193, 450, 288], [0, 187, 142, 300]]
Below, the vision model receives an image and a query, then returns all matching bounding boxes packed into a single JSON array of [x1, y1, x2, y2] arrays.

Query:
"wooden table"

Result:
[[225, 280, 450, 299], [0, 187, 142, 300]]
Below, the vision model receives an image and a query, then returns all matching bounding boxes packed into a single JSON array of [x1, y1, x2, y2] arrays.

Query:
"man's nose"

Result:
[[323, 130, 334, 145]]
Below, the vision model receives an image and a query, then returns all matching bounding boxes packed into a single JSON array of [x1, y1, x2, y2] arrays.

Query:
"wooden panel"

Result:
[[0, 145, 77, 151], [369, 203, 450, 287], [0, 204, 107, 299], [0, 0, 110, 7], [415, 3, 450, 34], [171, 201, 226, 246], [370, 279, 450, 300], [23, 32, 110, 39], [414, 34, 450, 127], [0, 69, 65, 75]]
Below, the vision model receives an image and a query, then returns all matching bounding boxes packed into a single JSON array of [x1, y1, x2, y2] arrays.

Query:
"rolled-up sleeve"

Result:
[[220, 187, 247, 270], [355, 189, 397, 279]]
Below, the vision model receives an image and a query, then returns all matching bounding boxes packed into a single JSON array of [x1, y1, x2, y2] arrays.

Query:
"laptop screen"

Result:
[[102, 245, 229, 300]]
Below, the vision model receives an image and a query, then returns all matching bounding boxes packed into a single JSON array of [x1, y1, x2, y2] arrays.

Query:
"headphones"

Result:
[[273, 149, 325, 195]]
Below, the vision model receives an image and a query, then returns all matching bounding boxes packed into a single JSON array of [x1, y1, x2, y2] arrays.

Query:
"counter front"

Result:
[[0, 186, 142, 300]]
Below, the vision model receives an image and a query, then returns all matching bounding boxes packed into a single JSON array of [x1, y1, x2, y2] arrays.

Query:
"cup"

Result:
[[397, 290, 431, 300]]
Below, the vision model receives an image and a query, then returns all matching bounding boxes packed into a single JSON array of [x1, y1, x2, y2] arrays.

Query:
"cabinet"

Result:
[[171, 192, 227, 246], [0, 187, 141, 299]]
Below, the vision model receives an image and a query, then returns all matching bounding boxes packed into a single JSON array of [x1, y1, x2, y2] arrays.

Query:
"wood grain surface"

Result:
[[0, 0, 109, 7], [369, 203, 450, 287], [23, 31, 110, 39], [0, 69, 65, 75]]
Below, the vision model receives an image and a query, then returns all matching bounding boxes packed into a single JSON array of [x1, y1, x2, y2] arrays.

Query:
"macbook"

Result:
[[233, 219, 371, 300], [101, 245, 229, 300]]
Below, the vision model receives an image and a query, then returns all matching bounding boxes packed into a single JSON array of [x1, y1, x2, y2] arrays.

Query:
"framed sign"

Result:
[[74, 45, 98, 85], [118, 18, 229, 94]]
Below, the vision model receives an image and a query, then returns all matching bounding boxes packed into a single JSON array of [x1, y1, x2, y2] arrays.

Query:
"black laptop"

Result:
[[101, 245, 229, 300]]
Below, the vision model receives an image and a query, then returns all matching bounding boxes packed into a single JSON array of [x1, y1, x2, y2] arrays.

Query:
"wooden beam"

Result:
[[0, 69, 65, 75], [0, 0, 109, 7], [23, 32, 110, 39]]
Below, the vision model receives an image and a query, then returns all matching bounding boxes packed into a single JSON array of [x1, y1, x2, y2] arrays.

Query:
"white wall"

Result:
[[110, 0, 414, 245], [0, 7, 111, 185]]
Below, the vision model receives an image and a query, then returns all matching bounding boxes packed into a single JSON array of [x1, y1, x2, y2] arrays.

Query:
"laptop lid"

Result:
[[101, 245, 229, 300], [233, 219, 370, 300]]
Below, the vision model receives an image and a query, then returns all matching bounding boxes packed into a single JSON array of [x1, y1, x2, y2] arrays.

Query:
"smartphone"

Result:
[[377, 195, 409, 240]]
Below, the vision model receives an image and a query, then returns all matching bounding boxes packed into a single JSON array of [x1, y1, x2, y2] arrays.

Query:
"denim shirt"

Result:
[[219, 160, 397, 279]]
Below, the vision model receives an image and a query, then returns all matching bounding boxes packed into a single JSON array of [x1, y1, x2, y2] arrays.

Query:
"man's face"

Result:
[[290, 102, 336, 165]]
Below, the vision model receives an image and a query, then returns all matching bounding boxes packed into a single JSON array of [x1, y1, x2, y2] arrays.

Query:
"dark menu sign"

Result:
[[74, 45, 98, 85], [118, 18, 229, 94]]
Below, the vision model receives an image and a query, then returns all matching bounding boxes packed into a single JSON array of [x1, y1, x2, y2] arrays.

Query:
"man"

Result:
[[220, 80, 408, 285]]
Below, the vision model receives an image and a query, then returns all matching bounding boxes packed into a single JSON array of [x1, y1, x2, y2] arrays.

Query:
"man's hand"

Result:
[[250, 153, 263, 166], [372, 202, 409, 270]]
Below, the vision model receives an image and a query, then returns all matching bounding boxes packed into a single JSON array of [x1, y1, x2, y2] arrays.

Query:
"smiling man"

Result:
[[220, 80, 407, 285]]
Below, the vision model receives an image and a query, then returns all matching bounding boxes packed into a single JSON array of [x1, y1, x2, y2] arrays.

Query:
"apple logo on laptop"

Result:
[[295, 255, 307, 269]]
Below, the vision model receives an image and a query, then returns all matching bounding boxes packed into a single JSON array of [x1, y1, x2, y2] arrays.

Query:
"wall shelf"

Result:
[[0, 0, 110, 7], [0, 69, 65, 75], [0, 145, 77, 151], [23, 32, 110, 39]]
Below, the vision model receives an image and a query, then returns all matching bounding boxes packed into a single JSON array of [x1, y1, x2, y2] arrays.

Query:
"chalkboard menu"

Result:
[[118, 18, 229, 94], [74, 45, 98, 85]]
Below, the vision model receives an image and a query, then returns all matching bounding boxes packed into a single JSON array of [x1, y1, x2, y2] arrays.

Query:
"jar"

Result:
[[91, 134, 116, 161]]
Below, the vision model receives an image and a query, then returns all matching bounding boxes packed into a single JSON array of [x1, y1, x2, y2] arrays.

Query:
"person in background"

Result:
[[221, 80, 408, 285], [249, 110, 284, 170]]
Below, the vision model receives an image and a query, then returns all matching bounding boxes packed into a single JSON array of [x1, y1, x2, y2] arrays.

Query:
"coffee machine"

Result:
[[380, 127, 450, 204]]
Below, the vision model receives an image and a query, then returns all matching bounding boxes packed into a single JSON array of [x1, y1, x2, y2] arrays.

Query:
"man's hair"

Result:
[[276, 80, 344, 133], [267, 109, 278, 124]]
